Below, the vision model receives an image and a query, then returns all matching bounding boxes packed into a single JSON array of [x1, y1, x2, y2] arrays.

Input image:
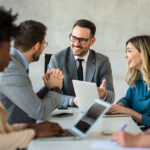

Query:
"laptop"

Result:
[[72, 80, 99, 112], [38, 99, 110, 141], [103, 114, 131, 118]]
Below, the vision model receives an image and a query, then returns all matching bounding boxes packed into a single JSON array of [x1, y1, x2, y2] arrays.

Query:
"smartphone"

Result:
[[101, 131, 113, 135], [51, 112, 74, 118]]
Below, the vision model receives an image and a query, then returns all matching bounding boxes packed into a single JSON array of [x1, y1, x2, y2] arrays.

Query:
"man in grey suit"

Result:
[[0, 20, 63, 124], [48, 19, 115, 108]]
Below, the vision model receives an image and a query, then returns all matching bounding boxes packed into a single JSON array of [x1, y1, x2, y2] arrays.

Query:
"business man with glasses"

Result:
[[48, 19, 115, 108]]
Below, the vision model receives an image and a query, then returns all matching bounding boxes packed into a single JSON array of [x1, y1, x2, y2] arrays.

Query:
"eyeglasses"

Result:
[[44, 42, 48, 48], [69, 33, 92, 45]]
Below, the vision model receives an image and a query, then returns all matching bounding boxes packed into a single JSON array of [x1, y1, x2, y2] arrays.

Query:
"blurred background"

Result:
[[1, 0, 150, 102]]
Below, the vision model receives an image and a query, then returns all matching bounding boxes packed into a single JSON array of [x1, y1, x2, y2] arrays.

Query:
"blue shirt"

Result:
[[13, 48, 29, 71], [118, 76, 150, 126]]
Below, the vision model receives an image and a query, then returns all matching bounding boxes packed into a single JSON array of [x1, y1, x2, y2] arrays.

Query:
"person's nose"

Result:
[[125, 53, 128, 59]]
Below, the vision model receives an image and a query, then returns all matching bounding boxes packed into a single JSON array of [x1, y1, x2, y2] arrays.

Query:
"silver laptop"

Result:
[[38, 99, 110, 141], [72, 80, 99, 112]]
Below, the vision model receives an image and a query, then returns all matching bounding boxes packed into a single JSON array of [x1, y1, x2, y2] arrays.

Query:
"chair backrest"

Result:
[[44, 53, 52, 73]]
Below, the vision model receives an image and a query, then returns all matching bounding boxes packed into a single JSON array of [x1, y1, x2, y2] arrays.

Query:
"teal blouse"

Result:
[[118, 76, 150, 126]]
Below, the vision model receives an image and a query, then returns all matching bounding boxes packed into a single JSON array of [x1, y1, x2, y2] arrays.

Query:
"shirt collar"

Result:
[[13, 48, 29, 71], [74, 50, 90, 62]]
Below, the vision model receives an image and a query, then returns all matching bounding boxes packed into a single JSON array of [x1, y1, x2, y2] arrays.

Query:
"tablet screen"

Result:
[[74, 102, 106, 133]]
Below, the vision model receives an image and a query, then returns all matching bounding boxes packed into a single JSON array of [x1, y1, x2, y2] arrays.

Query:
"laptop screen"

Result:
[[74, 102, 107, 133]]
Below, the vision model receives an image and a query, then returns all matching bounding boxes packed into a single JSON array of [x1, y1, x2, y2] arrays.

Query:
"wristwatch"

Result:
[[51, 87, 62, 94]]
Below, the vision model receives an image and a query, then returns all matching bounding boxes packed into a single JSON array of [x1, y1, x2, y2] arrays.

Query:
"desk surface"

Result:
[[28, 108, 141, 150]]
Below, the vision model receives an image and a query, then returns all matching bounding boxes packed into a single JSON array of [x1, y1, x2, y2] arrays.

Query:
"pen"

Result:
[[111, 124, 128, 142], [121, 124, 127, 131]]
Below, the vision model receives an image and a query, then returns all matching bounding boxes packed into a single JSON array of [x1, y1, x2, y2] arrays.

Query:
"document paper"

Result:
[[92, 140, 150, 150]]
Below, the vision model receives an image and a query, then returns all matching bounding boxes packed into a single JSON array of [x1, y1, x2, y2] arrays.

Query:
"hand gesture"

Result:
[[46, 68, 64, 80], [73, 97, 78, 106], [97, 79, 106, 99], [112, 131, 138, 147], [107, 104, 131, 114], [43, 68, 64, 89], [27, 121, 66, 138]]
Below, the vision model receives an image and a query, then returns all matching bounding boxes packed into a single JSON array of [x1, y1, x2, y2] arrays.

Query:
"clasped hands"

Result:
[[43, 68, 64, 90]]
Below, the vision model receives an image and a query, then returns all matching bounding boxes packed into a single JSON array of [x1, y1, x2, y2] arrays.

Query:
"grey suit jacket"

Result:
[[48, 47, 115, 108], [0, 48, 60, 124]]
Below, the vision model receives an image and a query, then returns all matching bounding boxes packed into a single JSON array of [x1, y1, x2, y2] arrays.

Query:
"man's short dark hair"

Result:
[[0, 7, 18, 42], [73, 19, 96, 38], [14, 20, 47, 52]]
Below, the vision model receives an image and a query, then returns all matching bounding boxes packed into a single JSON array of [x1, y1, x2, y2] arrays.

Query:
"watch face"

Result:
[[52, 87, 62, 93]]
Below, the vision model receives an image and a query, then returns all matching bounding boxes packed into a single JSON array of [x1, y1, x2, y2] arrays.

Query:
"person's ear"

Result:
[[33, 42, 40, 52], [90, 37, 96, 46]]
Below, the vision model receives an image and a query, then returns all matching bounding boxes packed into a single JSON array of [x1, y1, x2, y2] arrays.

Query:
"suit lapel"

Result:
[[67, 49, 78, 79], [85, 50, 96, 82]]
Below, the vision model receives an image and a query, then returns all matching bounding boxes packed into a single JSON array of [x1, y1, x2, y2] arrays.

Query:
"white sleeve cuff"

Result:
[[69, 97, 74, 106]]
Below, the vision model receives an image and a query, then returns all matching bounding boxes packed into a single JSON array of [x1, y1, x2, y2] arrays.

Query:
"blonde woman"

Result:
[[108, 35, 150, 126]]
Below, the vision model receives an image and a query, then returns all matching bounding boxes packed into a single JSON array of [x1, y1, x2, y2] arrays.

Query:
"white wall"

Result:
[[1, 0, 150, 102]]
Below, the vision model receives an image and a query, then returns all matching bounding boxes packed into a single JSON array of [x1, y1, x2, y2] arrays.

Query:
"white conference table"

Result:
[[28, 108, 141, 150]]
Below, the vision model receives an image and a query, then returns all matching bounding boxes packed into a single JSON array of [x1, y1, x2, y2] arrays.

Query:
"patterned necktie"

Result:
[[77, 58, 84, 81]]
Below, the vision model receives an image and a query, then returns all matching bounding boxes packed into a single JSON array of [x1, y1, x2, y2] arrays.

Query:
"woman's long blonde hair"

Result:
[[125, 35, 150, 87]]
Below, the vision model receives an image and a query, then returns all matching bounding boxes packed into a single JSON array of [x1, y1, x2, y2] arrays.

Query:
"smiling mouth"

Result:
[[127, 60, 132, 64], [73, 46, 82, 49], [73, 46, 83, 51]]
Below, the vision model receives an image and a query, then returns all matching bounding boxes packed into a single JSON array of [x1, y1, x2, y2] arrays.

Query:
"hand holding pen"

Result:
[[120, 124, 127, 131], [111, 124, 128, 142], [111, 124, 141, 147]]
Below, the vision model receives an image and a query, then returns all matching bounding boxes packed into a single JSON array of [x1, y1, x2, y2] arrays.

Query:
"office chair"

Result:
[[44, 53, 52, 73]]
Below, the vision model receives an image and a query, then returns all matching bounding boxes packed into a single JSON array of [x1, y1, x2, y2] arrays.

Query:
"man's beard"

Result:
[[72, 45, 89, 57], [32, 45, 43, 62], [32, 51, 40, 61]]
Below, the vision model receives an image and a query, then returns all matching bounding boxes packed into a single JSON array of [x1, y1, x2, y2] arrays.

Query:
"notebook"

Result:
[[37, 99, 110, 141], [72, 80, 99, 112]]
